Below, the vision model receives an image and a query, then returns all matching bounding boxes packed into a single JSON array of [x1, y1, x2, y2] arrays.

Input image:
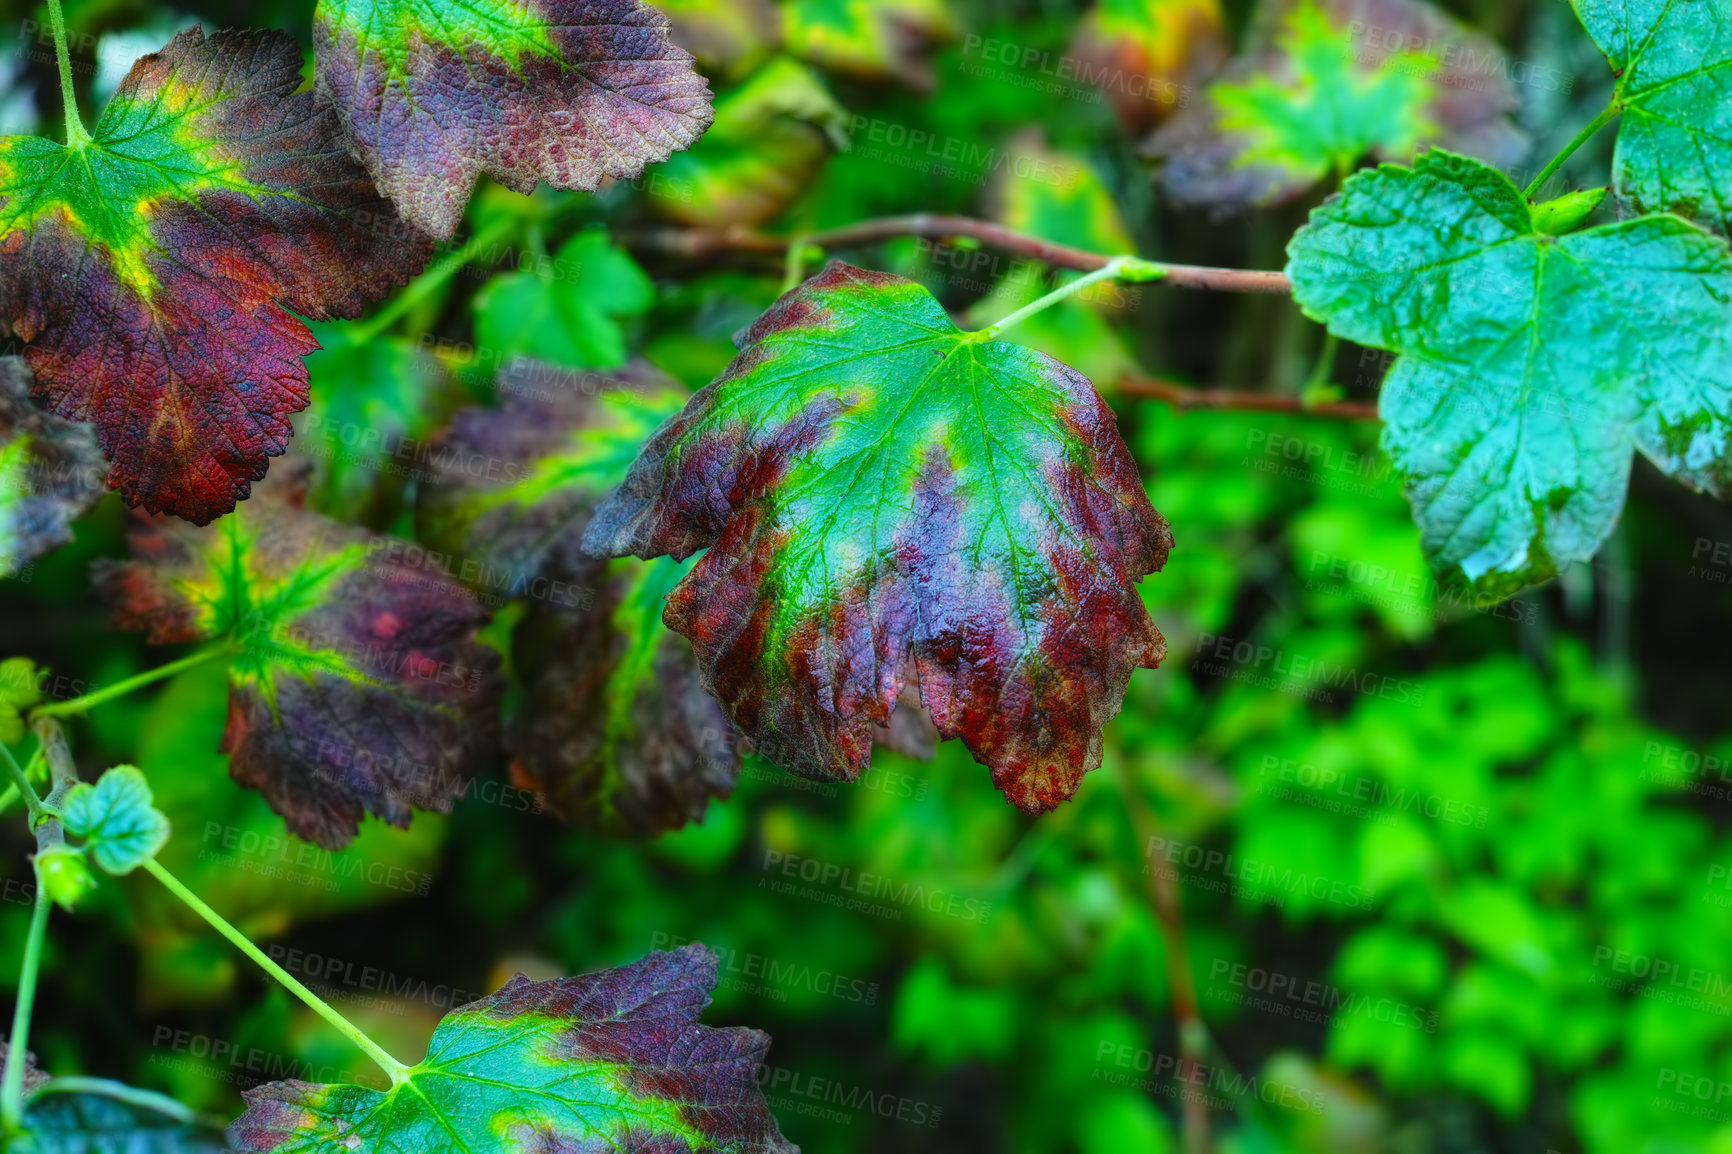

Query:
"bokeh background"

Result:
[[3, 0, 1730, 1151]]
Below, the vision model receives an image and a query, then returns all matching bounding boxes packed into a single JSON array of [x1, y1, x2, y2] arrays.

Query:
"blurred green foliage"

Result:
[[4, 0, 1732, 1151]]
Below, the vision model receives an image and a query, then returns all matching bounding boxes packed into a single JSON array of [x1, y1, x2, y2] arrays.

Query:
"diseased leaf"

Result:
[[0, 1044, 51, 1098], [11, 1078, 229, 1153], [92, 464, 503, 849], [584, 261, 1171, 812], [648, 57, 849, 228], [416, 360, 692, 594], [313, 0, 716, 239], [230, 944, 795, 1153], [0, 28, 430, 525], [61, 765, 171, 875], [1288, 150, 1732, 597], [1572, 0, 1732, 235], [415, 362, 741, 833], [781, 0, 957, 88], [0, 358, 103, 578], [474, 228, 655, 371], [1148, 0, 1526, 212], [513, 555, 739, 836], [1068, 0, 1227, 135]]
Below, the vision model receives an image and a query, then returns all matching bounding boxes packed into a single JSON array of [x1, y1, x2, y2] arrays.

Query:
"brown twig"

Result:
[[1114, 758, 1213, 1154], [1117, 371, 1381, 421], [628, 215, 1293, 295]]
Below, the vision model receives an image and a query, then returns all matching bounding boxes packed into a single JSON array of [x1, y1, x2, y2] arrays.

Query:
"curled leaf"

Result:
[[0, 28, 430, 524], [313, 0, 716, 238], [0, 656, 43, 744], [93, 465, 503, 849], [230, 945, 796, 1153], [0, 358, 104, 576], [585, 261, 1171, 812], [1148, 0, 1527, 211], [60, 765, 171, 875], [1288, 150, 1732, 596]]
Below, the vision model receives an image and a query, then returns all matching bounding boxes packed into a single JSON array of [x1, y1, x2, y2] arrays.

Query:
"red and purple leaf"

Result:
[[92, 464, 502, 849], [230, 944, 797, 1152], [0, 357, 105, 576], [0, 28, 429, 525], [314, 0, 716, 238], [584, 261, 1172, 812]]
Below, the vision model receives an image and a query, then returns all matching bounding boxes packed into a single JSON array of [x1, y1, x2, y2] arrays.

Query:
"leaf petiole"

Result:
[[31, 645, 234, 721], [977, 255, 1166, 339], [1523, 99, 1621, 200], [0, 742, 44, 826], [1, 884, 51, 1133], [141, 858, 413, 1087], [44, 0, 90, 148], [347, 214, 521, 346]]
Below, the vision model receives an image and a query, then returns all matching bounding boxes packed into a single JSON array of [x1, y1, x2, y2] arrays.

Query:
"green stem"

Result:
[[0, 743, 42, 826], [347, 215, 519, 345], [1303, 332, 1340, 395], [32, 645, 232, 721], [1524, 100, 1621, 200], [2, 885, 51, 1132], [979, 256, 1163, 338], [44, 0, 89, 148], [142, 859, 412, 1086]]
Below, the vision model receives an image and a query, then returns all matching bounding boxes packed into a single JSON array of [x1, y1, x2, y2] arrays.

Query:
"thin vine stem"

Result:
[[639, 216, 1293, 295], [141, 859, 413, 1086], [978, 256, 1164, 338], [1, 885, 52, 1132], [44, 0, 89, 148], [1524, 99, 1621, 200], [32, 645, 233, 721], [1117, 371, 1380, 420]]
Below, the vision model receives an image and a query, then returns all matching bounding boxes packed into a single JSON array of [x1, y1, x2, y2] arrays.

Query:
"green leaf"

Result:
[[584, 261, 1172, 812], [648, 56, 848, 228], [10, 1078, 229, 1153], [1288, 150, 1732, 597], [0, 29, 429, 524], [229, 944, 794, 1153], [93, 464, 503, 849], [513, 555, 740, 836], [781, 0, 957, 88], [0, 656, 43, 744], [990, 132, 1138, 262], [0, 358, 104, 577], [474, 229, 655, 371], [650, 0, 781, 82], [313, 0, 715, 238], [1149, 0, 1525, 211], [59, 765, 171, 875], [1573, 0, 1732, 234]]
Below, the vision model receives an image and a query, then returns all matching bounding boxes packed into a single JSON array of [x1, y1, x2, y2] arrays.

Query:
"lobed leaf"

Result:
[[0, 29, 430, 525], [92, 464, 503, 849], [313, 0, 716, 239], [0, 358, 104, 578], [1571, 0, 1732, 235], [473, 228, 655, 371], [60, 765, 172, 875], [230, 944, 796, 1153], [584, 261, 1172, 812], [1288, 150, 1732, 597], [1148, 0, 1526, 211]]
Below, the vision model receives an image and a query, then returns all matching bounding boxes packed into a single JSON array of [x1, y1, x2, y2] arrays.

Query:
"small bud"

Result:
[[36, 847, 97, 911]]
